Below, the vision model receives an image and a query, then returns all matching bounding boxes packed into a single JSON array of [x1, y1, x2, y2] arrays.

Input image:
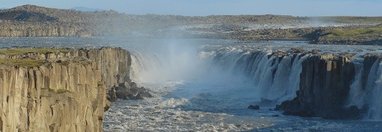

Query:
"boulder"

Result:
[[248, 105, 260, 110]]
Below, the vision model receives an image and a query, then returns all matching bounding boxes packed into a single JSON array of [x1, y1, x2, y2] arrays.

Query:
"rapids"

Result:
[[1, 37, 382, 131]]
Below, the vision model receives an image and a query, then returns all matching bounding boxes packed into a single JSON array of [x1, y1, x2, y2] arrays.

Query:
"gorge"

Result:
[[0, 4, 381, 132], [1, 37, 382, 131]]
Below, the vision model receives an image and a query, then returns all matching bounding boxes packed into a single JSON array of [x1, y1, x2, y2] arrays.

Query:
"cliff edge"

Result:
[[0, 47, 148, 132]]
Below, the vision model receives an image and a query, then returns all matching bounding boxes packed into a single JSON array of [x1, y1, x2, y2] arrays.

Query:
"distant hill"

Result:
[[0, 5, 123, 37], [0, 9, 57, 22], [0, 4, 381, 39], [71, 7, 103, 12]]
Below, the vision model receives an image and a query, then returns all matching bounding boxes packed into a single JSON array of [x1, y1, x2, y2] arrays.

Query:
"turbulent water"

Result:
[[348, 58, 382, 120], [206, 46, 308, 103], [1, 37, 382, 131]]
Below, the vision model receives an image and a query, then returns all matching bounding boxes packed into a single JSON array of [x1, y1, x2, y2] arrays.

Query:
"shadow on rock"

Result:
[[108, 79, 153, 101]]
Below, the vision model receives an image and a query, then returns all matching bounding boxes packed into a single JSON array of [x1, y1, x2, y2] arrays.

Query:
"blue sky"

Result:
[[0, 0, 381, 16]]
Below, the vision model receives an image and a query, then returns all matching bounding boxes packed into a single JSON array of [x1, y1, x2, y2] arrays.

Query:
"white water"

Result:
[[369, 61, 382, 120], [129, 41, 207, 86], [205, 46, 308, 104], [122, 41, 382, 131], [130, 43, 307, 104], [348, 58, 382, 120], [0, 37, 381, 130], [128, 40, 382, 120]]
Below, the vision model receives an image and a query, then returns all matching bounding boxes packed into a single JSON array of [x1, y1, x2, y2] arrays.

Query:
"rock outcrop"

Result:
[[278, 53, 360, 119], [108, 80, 152, 101], [0, 47, 147, 132], [208, 45, 382, 119]]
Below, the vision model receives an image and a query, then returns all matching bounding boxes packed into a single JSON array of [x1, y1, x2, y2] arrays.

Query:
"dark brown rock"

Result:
[[248, 105, 260, 110], [279, 53, 360, 119], [113, 81, 152, 100]]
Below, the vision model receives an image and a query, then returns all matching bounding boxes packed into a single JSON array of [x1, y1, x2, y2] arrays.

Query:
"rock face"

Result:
[[278, 54, 360, 119], [0, 22, 94, 37], [208, 45, 381, 119], [0, 47, 140, 132]]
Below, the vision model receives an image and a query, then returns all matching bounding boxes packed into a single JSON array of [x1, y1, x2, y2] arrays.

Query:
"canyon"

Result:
[[0, 4, 381, 132], [0, 38, 382, 131]]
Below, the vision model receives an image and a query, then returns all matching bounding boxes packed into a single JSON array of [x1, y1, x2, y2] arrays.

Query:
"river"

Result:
[[1, 37, 381, 131]]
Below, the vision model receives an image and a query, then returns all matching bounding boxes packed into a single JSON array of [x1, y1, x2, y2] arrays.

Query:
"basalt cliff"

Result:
[[210, 46, 382, 119], [0, 47, 149, 132], [277, 53, 359, 119]]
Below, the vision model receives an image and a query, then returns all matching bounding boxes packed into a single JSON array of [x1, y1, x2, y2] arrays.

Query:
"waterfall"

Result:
[[126, 39, 206, 88], [129, 50, 165, 83], [348, 58, 382, 120], [207, 46, 308, 104], [369, 61, 382, 119], [127, 40, 382, 120]]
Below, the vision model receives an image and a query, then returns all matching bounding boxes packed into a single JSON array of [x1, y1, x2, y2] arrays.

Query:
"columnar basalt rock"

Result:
[[209, 45, 381, 119], [0, 62, 106, 132], [0, 47, 145, 132], [278, 53, 361, 119]]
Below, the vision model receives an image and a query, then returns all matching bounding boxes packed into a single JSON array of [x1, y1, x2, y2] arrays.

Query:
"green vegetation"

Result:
[[324, 25, 382, 39], [330, 17, 382, 24], [0, 48, 69, 55], [0, 58, 46, 67]]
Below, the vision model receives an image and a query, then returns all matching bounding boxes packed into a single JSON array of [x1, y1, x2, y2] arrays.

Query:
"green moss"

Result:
[[0, 58, 46, 67], [0, 48, 70, 55]]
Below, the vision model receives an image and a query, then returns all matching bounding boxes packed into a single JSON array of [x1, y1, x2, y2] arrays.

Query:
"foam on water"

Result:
[[202, 45, 309, 104], [1, 37, 382, 130], [348, 59, 382, 120]]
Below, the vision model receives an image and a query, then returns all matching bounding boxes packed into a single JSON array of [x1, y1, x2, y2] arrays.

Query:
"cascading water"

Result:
[[348, 58, 382, 120], [126, 38, 205, 85], [369, 61, 382, 119], [123, 39, 382, 120], [204, 46, 308, 104], [0, 37, 381, 130], [206, 45, 382, 120]]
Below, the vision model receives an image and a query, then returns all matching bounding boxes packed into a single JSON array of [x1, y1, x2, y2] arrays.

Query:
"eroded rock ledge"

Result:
[[277, 52, 382, 119], [0, 47, 149, 132], [209, 45, 382, 119], [277, 53, 358, 119]]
